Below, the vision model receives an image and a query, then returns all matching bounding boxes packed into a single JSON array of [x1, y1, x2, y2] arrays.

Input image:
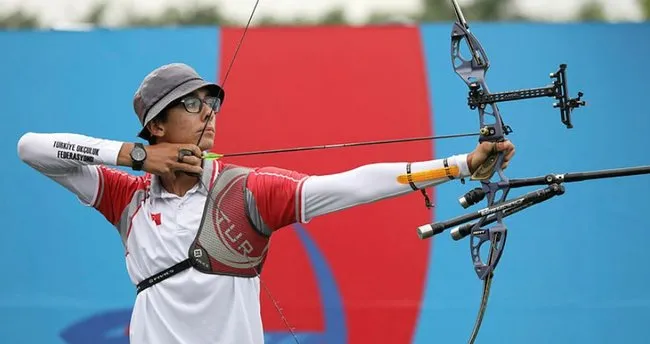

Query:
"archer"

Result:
[[17, 63, 515, 344]]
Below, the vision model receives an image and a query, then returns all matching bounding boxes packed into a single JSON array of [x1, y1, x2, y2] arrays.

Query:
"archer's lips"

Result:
[[200, 129, 215, 135]]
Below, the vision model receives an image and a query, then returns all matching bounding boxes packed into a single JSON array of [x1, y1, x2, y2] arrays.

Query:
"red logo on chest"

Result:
[[151, 213, 162, 226]]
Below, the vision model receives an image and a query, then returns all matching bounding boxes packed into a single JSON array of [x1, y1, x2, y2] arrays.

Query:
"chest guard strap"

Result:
[[136, 165, 272, 294]]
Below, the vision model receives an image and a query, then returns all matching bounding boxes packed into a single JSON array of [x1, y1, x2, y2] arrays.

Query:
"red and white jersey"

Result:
[[94, 160, 308, 344], [17, 132, 470, 344]]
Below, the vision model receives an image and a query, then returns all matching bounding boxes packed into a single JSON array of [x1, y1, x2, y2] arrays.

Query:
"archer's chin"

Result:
[[199, 137, 215, 151]]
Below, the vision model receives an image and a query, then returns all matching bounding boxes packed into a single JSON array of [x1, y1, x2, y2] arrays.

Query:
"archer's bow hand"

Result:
[[466, 140, 516, 179]]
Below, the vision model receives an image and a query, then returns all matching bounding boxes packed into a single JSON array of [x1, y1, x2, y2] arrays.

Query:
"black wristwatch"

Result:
[[130, 143, 147, 171]]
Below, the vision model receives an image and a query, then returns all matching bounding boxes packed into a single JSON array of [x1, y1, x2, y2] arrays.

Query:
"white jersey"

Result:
[[17, 132, 470, 344]]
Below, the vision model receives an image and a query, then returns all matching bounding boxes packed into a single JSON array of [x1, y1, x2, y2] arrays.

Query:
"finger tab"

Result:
[[178, 148, 193, 162]]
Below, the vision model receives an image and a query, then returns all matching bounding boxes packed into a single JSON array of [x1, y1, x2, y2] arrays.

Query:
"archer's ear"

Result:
[[146, 120, 165, 140]]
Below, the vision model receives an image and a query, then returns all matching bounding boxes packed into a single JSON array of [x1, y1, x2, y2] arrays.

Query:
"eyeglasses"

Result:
[[177, 95, 221, 114]]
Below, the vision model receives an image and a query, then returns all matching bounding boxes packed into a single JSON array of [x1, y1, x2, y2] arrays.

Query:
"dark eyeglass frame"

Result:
[[176, 95, 221, 114]]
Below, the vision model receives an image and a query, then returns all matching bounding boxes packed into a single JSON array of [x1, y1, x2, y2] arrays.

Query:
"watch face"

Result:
[[131, 148, 146, 161]]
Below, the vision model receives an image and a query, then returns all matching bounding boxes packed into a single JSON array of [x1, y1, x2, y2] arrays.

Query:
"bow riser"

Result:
[[451, 23, 510, 141], [450, 0, 511, 283]]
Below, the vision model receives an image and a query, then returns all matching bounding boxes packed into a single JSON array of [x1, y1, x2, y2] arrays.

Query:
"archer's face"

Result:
[[153, 88, 218, 151]]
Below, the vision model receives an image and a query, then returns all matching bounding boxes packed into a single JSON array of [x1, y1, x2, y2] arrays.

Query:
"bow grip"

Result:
[[470, 149, 500, 181]]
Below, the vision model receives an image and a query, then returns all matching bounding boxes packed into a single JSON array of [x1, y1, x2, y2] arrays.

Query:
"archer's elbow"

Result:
[[17, 132, 44, 168]]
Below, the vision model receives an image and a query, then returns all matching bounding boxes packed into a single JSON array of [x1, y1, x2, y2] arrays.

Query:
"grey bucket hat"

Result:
[[133, 63, 225, 140]]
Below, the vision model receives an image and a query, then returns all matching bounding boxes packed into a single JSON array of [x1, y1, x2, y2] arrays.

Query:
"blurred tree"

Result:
[[641, 0, 650, 19], [0, 0, 633, 29], [256, 7, 348, 27], [121, 5, 235, 27], [418, 0, 529, 23], [419, 0, 456, 22], [465, 0, 522, 21], [0, 9, 40, 28], [576, 1, 607, 21], [318, 8, 347, 25], [366, 12, 417, 25], [82, 2, 109, 26]]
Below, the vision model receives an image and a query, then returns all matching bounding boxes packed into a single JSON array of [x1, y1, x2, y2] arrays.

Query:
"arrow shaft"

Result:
[[220, 132, 480, 158]]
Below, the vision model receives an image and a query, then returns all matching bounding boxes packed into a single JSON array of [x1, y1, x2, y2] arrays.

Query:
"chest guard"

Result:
[[136, 164, 272, 294], [188, 165, 270, 277]]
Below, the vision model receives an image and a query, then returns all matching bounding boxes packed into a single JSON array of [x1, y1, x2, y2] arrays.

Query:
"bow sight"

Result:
[[467, 64, 586, 129]]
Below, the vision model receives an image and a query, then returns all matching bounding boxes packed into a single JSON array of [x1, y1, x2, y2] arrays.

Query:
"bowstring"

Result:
[[246, 252, 301, 344], [193, 1, 301, 342], [198, 172, 301, 344], [196, 0, 261, 148]]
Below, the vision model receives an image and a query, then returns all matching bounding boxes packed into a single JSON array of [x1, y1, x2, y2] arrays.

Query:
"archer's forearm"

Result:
[[300, 154, 470, 221], [17, 132, 130, 174]]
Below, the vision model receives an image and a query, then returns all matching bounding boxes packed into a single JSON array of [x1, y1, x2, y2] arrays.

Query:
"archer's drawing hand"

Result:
[[120, 143, 203, 177], [467, 140, 516, 175]]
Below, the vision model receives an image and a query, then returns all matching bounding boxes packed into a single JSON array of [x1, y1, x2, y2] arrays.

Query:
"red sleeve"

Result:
[[245, 166, 310, 231], [93, 166, 146, 226]]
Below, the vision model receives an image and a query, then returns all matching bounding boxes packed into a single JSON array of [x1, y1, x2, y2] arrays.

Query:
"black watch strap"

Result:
[[131, 143, 146, 171]]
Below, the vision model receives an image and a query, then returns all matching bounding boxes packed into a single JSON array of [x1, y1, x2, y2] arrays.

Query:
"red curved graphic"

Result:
[[215, 26, 435, 343]]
